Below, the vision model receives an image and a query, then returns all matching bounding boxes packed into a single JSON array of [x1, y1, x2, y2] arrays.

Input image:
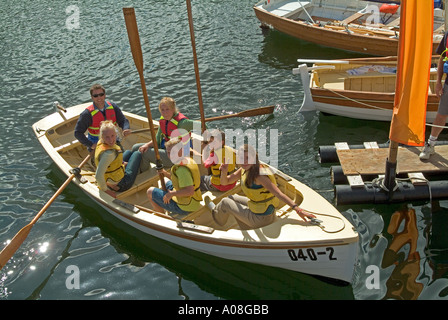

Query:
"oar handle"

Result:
[[130, 106, 275, 134], [203, 105, 275, 122]]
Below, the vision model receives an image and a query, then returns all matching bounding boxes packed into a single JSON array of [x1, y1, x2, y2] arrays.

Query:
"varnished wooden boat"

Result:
[[32, 102, 359, 283], [295, 55, 441, 121], [253, 0, 444, 56]]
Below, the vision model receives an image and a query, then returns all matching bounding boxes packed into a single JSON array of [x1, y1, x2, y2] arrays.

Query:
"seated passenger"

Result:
[[208, 144, 315, 230], [95, 120, 142, 197], [200, 130, 237, 192], [147, 137, 202, 215], [131, 96, 203, 171], [74, 84, 131, 153]]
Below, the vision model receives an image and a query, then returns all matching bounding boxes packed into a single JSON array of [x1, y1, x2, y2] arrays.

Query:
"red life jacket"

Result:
[[159, 112, 190, 145], [87, 101, 117, 138], [380, 4, 399, 15]]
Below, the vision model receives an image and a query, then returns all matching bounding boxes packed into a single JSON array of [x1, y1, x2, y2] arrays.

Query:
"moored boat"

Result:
[[294, 55, 441, 122], [31, 102, 359, 283], [253, 0, 444, 56]]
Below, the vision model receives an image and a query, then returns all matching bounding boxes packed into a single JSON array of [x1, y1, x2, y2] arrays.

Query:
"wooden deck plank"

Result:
[[337, 145, 448, 175]]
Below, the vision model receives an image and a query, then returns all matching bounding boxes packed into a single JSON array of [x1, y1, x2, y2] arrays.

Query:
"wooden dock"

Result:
[[337, 144, 448, 175], [321, 141, 448, 204]]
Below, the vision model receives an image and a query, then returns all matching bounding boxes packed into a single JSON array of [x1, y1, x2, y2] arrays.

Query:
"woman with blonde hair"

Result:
[[95, 120, 142, 197], [147, 137, 202, 215], [208, 144, 315, 230], [131, 96, 203, 171]]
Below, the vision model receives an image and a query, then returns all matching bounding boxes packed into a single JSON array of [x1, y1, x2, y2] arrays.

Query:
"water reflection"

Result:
[[352, 202, 448, 300], [43, 166, 354, 300], [424, 201, 448, 298], [381, 207, 422, 300]]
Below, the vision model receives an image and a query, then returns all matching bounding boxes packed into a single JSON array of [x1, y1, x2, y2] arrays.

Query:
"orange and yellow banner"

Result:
[[389, 0, 433, 146]]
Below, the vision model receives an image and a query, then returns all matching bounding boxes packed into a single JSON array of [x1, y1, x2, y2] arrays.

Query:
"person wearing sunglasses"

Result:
[[74, 84, 131, 153]]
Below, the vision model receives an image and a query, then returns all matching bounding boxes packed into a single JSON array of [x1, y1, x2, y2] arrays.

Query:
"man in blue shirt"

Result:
[[74, 84, 131, 152]]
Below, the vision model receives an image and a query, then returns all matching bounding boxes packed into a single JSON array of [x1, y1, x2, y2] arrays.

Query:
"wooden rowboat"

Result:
[[32, 102, 359, 283], [253, 0, 444, 56], [295, 55, 441, 122]]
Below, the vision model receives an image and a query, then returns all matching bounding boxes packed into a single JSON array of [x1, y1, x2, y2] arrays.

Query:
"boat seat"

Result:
[[115, 165, 162, 199], [55, 139, 82, 153], [434, 24, 445, 34], [386, 17, 400, 28], [181, 184, 242, 222], [341, 12, 367, 25]]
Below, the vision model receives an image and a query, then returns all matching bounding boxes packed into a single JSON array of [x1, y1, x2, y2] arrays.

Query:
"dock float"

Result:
[[320, 141, 448, 205]]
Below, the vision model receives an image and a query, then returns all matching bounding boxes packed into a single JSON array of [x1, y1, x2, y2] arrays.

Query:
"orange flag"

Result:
[[389, 0, 433, 146]]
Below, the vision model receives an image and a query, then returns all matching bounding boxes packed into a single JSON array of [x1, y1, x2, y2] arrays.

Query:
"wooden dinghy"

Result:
[[253, 0, 444, 56], [31, 102, 359, 283], [295, 55, 441, 122]]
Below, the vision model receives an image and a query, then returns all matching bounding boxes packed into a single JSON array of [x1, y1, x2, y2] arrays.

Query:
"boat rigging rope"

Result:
[[302, 209, 346, 234], [302, 209, 345, 233], [277, 206, 346, 233], [369, 176, 432, 202], [321, 87, 448, 129]]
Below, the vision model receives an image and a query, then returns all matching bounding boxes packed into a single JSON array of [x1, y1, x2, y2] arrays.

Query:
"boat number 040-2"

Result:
[[287, 247, 337, 262]]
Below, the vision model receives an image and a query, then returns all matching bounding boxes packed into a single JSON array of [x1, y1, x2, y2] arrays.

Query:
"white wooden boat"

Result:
[[32, 102, 359, 283], [253, 0, 444, 56], [294, 55, 441, 122]]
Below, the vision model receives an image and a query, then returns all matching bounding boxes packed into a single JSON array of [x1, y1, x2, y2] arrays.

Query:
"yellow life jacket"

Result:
[[94, 142, 125, 183], [241, 165, 279, 214], [210, 145, 237, 186], [171, 157, 202, 212]]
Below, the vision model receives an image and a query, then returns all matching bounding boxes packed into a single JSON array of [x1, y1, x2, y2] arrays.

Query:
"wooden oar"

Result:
[[186, 0, 206, 133], [203, 105, 275, 122], [0, 154, 91, 271], [129, 105, 275, 134], [123, 7, 166, 190], [132, 106, 275, 133]]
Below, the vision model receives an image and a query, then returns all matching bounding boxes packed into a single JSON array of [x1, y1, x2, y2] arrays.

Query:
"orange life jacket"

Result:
[[87, 101, 117, 138], [159, 112, 190, 147], [380, 4, 399, 15]]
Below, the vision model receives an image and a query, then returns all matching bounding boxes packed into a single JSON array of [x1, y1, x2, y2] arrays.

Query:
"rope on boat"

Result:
[[368, 176, 432, 202], [277, 205, 345, 233], [321, 87, 448, 129], [301, 209, 346, 234]]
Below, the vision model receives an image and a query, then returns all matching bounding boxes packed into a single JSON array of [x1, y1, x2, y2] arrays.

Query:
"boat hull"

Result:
[[32, 103, 358, 283], [295, 56, 441, 122], [95, 195, 358, 283], [254, 1, 441, 56], [310, 88, 440, 122]]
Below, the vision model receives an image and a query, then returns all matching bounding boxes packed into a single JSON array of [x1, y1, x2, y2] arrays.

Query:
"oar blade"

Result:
[[0, 224, 33, 270], [123, 7, 144, 73]]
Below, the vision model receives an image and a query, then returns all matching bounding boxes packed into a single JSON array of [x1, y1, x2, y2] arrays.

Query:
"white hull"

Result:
[[32, 103, 358, 283], [295, 57, 441, 122], [312, 101, 439, 123]]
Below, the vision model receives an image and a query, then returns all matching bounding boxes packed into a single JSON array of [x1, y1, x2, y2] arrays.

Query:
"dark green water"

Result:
[[1, 0, 448, 301]]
